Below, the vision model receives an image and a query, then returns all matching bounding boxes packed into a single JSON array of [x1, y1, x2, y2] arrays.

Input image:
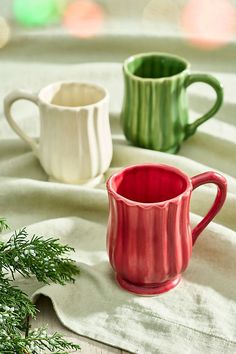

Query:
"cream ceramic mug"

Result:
[[4, 81, 113, 185]]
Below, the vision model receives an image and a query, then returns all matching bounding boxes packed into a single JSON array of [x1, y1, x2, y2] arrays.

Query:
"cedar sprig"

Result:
[[0, 275, 37, 330], [0, 217, 10, 232], [0, 228, 79, 284], [23, 327, 80, 353], [0, 326, 81, 353], [0, 220, 80, 353]]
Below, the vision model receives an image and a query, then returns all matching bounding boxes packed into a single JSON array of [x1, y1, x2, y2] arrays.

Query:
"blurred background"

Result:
[[0, 0, 236, 65]]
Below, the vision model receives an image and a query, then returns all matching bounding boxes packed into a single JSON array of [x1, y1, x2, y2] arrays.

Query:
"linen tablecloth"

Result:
[[0, 15, 236, 354]]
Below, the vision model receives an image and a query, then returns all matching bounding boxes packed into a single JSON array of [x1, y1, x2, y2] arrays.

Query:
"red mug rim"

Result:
[[106, 163, 192, 207]]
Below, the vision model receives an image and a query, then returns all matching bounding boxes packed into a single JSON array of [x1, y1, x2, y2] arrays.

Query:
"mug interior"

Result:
[[126, 54, 187, 79], [39, 82, 106, 107], [110, 165, 189, 203]]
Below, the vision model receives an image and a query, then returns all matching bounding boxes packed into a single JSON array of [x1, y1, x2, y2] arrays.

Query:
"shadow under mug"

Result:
[[4, 81, 113, 185], [106, 164, 227, 295], [121, 52, 223, 153]]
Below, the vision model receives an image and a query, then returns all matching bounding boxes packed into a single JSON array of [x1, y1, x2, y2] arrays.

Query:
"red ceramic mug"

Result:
[[106, 164, 227, 296]]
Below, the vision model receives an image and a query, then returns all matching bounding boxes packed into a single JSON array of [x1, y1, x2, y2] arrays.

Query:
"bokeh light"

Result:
[[13, 0, 67, 27], [63, 0, 104, 38], [0, 17, 11, 49], [181, 0, 236, 50]]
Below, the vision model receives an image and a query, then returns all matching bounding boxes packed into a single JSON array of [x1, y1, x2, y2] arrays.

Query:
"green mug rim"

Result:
[[123, 52, 190, 81]]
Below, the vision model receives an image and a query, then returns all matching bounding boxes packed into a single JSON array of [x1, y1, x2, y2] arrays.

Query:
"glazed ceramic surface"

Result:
[[106, 164, 227, 295], [121, 52, 223, 153], [4, 82, 112, 185]]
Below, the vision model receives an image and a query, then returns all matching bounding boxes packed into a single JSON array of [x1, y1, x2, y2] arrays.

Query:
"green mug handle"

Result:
[[184, 73, 223, 139]]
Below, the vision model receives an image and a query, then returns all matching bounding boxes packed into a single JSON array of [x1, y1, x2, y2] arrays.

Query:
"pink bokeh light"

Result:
[[181, 0, 236, 50], [63, 0, 104, 38]]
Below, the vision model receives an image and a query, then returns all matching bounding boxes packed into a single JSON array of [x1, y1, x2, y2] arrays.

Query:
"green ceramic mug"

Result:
[[121, 52, 223, 153]]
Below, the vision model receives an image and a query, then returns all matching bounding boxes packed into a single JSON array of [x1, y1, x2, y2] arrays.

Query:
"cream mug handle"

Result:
[[4, 90, 40, 158]]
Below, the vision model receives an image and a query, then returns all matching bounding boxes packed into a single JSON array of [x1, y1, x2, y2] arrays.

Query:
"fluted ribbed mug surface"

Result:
[[4, 81, 112, 185], [121, 52, 223, 153], [106, 164, 227, 295]]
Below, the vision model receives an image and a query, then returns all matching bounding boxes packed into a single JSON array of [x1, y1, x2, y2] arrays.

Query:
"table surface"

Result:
[[32, 296, 131, 354]]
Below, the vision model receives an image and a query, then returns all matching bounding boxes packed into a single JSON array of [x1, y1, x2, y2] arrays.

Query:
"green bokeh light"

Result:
[[13, 0, 66, 27]]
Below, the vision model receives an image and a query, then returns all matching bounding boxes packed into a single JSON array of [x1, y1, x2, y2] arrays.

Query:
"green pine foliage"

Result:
[[0, 218, 80, 353]]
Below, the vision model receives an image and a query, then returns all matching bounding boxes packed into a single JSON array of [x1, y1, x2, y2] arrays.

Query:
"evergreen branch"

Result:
[[0, 218, 10, 232], [0, 223, 81, 353], [25, 327, 81, 353], [0, 276, 80, 353], [0, 275, 37, 328], [1, 228, 79, 284], [0, 327, 81, 353]]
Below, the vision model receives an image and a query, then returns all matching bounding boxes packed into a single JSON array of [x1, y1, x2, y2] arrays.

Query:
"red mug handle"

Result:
[[191, 172, 227, 245]]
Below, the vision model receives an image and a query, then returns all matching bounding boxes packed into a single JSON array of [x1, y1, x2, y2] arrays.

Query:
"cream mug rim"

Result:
[[38, 81, 109, 110]]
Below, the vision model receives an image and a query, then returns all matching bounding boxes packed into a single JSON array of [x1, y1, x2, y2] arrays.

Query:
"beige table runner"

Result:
[[0, 44, 236, 353]]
